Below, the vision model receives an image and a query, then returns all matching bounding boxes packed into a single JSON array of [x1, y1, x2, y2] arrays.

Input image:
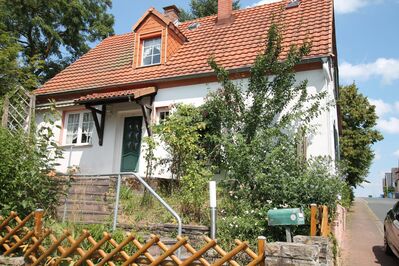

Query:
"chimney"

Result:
[[217, 0, 233, 25], [163, 5, 180, 23]]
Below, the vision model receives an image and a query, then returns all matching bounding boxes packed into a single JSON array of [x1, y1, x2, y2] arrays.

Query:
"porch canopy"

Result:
[[74, 86, 157, 146]]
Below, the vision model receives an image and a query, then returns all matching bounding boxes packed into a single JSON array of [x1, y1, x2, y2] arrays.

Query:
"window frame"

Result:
[[155, 106, 170, 124], [63, 111, 95, 146], [141, 37, 162, 67]]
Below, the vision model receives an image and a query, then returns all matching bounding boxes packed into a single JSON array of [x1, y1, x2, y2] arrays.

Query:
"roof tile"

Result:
[[35, 0, 333, 95]]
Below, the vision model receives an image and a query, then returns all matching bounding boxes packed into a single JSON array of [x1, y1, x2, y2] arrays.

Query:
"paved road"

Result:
[[363, 197, 398, 223], [342, 198, 399, 265]]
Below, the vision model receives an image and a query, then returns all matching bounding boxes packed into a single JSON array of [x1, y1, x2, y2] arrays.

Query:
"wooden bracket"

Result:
[[85, 104, 106, 146], [135, 99, 153, 137]]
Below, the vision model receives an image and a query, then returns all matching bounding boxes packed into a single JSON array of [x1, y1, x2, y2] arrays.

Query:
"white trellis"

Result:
[[1, 86, 35, 133]]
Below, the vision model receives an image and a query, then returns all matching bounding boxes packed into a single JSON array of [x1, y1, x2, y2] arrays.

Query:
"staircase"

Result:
[[57, 177, 115, 224]]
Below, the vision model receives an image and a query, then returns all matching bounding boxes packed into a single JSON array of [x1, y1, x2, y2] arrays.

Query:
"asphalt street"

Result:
[[362, 197, 399, 224]]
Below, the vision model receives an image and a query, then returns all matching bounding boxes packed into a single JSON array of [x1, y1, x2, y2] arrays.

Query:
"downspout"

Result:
[[322, 58, 334, 161], [322, 57, 332, 83]]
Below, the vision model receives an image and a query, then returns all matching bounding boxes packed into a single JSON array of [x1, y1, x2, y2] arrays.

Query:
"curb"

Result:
[[357, 198, 384, 237]]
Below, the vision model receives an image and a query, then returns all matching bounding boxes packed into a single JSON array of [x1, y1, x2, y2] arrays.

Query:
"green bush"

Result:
[[0, 125, 61, 217], [216, 138, 347, 243]]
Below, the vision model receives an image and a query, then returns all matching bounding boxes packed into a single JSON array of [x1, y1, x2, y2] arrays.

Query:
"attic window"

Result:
[[142, 37, 161, 66], [286, 0, 300, 9], [188, 22, 200, 30]]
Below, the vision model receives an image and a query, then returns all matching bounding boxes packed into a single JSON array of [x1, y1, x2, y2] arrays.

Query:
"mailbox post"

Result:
[[267, 208, 305, 242], [209, 181, 217, 239]]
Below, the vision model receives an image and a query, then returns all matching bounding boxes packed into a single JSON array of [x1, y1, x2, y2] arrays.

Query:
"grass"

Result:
[[118, 184, 208, 226], [119, 185, 178, 225]]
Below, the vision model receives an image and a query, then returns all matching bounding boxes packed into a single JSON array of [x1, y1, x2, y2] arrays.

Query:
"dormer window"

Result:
[[142, 37, 161, 66]]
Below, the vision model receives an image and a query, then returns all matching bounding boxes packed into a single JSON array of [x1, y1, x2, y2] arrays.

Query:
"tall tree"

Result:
[[0, 0, 37, 97], [179, 0, 240, 22], [1, 0, 114, 84], [339, 84, 383, 187]]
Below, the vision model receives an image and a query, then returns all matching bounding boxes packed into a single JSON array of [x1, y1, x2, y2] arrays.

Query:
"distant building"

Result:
[[386, 172, 393, 188], [393, 168, 399, 192], [383, 168, 399, 198]]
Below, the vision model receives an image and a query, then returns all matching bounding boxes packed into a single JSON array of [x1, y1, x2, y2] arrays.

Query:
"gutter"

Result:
[[36, 100, 75, 110], [35, 55, 331, 99]]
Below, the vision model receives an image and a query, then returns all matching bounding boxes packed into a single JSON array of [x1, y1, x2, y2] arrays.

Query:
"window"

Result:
[[155, 107, 170, 124], [65, 112, 94, 145], [159, 111, 170, 124], [142, 37, 161, 66]]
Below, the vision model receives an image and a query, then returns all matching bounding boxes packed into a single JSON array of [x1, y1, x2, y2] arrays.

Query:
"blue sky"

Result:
[[110, 0, 399, 197]]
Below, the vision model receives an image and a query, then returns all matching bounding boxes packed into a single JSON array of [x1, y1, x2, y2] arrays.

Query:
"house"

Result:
[[35, 0, 340, 177]]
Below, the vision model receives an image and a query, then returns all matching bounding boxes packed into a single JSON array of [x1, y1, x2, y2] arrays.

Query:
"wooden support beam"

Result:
[[136, 99, 153, 136], [86, 104, 106, 146]]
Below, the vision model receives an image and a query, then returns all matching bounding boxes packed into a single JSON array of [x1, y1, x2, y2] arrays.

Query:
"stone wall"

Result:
[[0, 257, 25, 266], [264, 236, 334, 266]]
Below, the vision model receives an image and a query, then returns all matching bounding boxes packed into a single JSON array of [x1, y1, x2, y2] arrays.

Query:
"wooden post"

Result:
[[310, 204, 317, 236], [257, 236, 266, 266], [321, 206, 329, 237], [34, 209, 44, 238]]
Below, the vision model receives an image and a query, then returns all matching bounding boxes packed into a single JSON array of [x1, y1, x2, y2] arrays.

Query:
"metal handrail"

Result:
[[61, 172, 183, 238]]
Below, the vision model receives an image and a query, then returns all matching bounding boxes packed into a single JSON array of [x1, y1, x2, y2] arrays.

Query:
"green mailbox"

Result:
[[267, 208, 305, 242], [267, 208, 305, 226]]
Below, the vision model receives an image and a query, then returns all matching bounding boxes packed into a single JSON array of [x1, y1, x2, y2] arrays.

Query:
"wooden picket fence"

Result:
[[309, 204, 330, 237], [0, 210, 266, 266]]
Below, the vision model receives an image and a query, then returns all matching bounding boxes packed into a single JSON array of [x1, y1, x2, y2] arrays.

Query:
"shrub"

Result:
[[0, 127, 61, 217], [0, 104, 62, 217], [154, 104, 212, 223]]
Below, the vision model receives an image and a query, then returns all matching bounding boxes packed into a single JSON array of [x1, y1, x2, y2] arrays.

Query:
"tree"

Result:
[[179, 0, 240, 22], [201, 24, 346, 241], [339, 84, 383, 188], [0, 1, 37, 97], [1, 0, 114, 84], [154, 105, 212, 222]]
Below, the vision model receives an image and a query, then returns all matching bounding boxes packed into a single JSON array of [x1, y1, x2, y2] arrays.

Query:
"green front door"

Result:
[[121, 116, 143, 172]]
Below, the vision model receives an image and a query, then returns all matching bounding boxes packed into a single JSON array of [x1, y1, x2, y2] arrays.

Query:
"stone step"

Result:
[[57, 210, 111, 222], [64, 192, 114, 202], [70, 178, 112, 183], [58, 200, 112, 212], [68, 185, 111, 194], [58, 176, 116, 223], [69, 181, 112, 186]]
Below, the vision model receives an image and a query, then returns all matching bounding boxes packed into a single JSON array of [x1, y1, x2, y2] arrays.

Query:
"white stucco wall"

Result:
[[36, 67, 339, 177]]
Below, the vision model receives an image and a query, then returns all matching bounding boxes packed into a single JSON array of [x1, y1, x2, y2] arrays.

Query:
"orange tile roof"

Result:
[[76, 87, 157, 104], [35, 0, 334, 96]]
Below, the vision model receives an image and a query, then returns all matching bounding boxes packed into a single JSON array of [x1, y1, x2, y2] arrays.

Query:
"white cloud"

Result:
[[334, 0, 381, 14], [377, 117, 399, 134], [369, 99, 393, 117], [340, 58, 399, 84], [249, 0, 282, 7], [368, 99, 399, 119], [394, 150, 399, 157]]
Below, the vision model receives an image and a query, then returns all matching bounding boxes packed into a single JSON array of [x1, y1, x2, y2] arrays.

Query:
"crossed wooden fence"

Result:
[[0, 210, 266, 266]]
